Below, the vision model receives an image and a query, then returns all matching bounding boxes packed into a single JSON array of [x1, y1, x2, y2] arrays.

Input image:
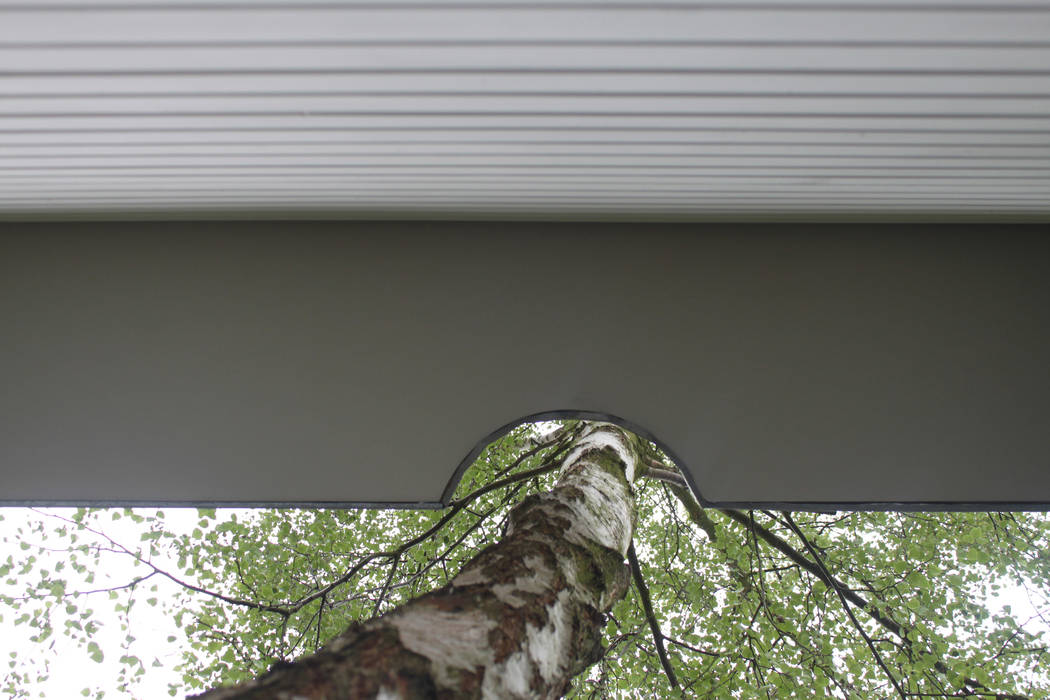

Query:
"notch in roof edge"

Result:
[[442, 411, 1050, 513]]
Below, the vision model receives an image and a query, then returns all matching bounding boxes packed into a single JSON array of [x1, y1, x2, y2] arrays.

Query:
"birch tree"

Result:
[[3, 420, 1049, 699], [194, 423, 644, 699]]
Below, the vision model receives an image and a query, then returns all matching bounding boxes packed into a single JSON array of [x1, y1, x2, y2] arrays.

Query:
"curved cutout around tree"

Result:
[[439, 409, 705, 507]]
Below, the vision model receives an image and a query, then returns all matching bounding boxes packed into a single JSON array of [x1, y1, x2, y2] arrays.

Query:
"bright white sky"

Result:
[[0, 508, 227, 699], [1, 506, 1046, 699]]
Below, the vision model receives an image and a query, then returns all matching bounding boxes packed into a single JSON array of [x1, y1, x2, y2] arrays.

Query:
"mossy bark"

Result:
[[195, 423, 641, 700]]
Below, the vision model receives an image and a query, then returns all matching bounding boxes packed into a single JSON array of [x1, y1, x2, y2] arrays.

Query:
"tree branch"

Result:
[[27, 458, 563, 626], [627, 542, 679, 690], [781, 512, 907, 700], [666, 484, 719, 542], [657, 497, 1031, 700], [279, 460, 563, 617], [718, 509, 905, 634], [719, 508, 1030, 700], [30, 509, 295, 617], [640, 465, 689, 488]]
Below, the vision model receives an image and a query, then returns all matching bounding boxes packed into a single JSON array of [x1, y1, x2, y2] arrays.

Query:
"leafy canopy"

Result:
[[2, 421, 1048, 698]]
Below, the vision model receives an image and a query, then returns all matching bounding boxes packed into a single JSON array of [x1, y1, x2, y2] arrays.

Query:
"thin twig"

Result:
[[370, 555, 401, 619], [664, 636, 722, 658], [315, 594, 325, 651]]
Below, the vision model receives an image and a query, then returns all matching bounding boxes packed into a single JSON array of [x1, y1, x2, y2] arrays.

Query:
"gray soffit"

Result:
[[2, 222, 1049, 510], [1, 1, 1050, 220]]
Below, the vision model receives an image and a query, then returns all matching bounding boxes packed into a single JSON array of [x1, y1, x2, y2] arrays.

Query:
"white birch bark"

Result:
[[195, 423, 642, 700]]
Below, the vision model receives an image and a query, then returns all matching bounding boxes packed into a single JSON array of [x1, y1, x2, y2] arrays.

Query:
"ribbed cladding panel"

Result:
[[1, 1, 1049, 219]]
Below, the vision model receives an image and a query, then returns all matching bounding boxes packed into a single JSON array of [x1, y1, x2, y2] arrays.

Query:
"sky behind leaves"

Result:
[[2, 423, 1048, 698]]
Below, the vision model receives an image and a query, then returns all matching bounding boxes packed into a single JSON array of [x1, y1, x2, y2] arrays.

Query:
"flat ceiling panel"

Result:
[[2, 222, 1048, 509]]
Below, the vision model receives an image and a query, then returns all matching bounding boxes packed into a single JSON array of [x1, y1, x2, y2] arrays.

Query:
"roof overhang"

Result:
[[3, 221, 1048, 509]]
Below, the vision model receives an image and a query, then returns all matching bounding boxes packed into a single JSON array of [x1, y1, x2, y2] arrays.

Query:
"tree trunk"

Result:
[[195, 423, 642, 699]]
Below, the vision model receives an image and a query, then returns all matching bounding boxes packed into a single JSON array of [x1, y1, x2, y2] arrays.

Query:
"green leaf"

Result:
[[86, 641, 104, 664]]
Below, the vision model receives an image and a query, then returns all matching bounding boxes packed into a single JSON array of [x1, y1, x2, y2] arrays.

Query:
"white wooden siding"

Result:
[[2, 1, 1049, 218]]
